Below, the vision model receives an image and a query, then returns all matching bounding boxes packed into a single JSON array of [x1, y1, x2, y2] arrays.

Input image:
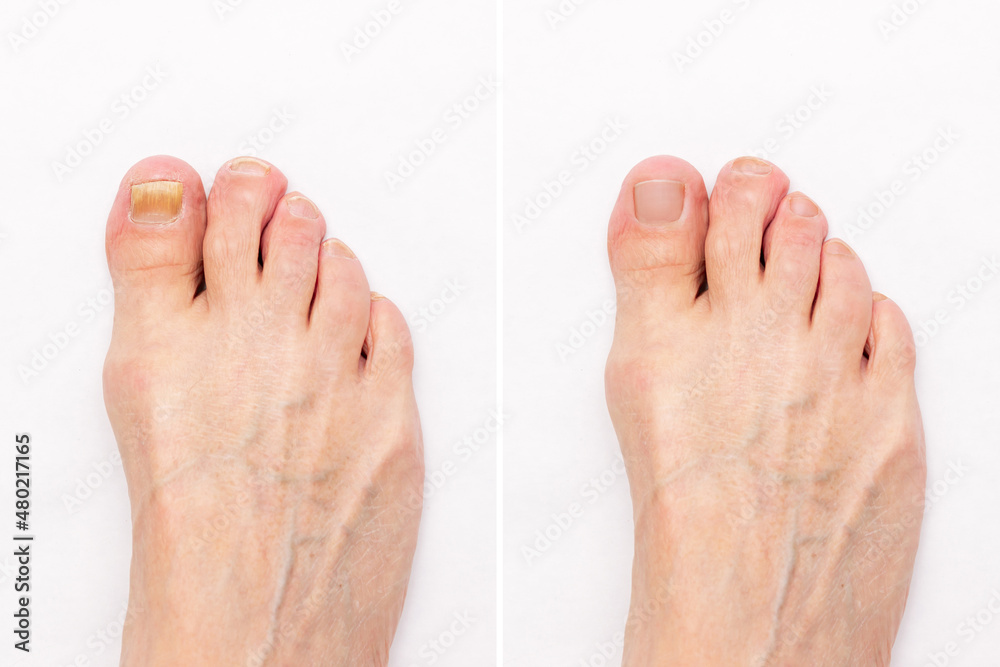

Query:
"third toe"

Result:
[[762, 193, 828, 320], [260, 193, 327, 321]]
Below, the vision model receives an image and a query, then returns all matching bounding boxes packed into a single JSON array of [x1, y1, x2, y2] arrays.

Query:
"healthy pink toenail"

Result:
[[287, 196, 319, 219], [130, 181, 183, 224], [634, 180, 685, 224], [732, 157, 772, 175], [323, 238, 356, 259], [230, 157, 270, 175], [790, 195, 820, 217]]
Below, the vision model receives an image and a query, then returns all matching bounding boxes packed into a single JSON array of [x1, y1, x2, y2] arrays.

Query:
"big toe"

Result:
[[106, 155, 207, 314], [608, 156, 710, 312]]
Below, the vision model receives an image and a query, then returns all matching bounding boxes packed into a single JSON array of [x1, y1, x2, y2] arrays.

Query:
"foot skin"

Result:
[[606, 157, 926, 666], [104, 156, 423, 666]]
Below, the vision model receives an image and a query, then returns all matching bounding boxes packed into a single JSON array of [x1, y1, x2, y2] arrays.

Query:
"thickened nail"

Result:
[[130, 181, 183, 224]]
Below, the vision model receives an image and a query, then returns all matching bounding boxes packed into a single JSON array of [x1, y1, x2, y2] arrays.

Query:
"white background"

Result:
[[504, 1, 1000, 666], [0, 0, 496, 666], [0, 0, 998, 666]]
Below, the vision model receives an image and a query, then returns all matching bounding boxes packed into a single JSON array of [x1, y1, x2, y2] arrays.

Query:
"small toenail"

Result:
[[790, 195, 819, 217], [230, 157, 270, 175], [732, 157, 772, 176], [323, 238, 356, 259], [634, 180, 685, 224], [370, 291, 387, 301], [873, 292, 888, 302], [287, 196, 319, 219], [826, 240, 855, 256], [130, 181, 183, 224]]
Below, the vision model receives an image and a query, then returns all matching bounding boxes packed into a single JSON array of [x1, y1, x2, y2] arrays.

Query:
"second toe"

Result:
[[203, 156, 288, 307], [705, 157, 790, 308]]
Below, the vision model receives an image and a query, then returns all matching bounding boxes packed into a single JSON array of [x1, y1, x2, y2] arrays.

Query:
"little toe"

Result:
[[866, 293, 917, 385], [364, 295, 416, 384]]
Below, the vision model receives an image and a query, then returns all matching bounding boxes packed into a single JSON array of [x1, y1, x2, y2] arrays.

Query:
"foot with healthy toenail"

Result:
[[606, 156, 926, 666]]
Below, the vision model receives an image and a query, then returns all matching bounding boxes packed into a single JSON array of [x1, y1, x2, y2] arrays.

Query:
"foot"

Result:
[[103, 156, 423, 666], [605, 156, 926, 666]]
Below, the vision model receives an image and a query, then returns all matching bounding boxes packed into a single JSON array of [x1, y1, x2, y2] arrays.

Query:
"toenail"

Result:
[[790, 195, 819, 217], [826, 240, 855, 257], [286, 196, 319, 219], [732, 157, 772, 176], [634, 180, 685, 224], [323, 238, 356, 259], [370, 291, 387, 301], [130, 181, 183, 224], [229, 157, 270, 175], [873, 292, 888, 302]]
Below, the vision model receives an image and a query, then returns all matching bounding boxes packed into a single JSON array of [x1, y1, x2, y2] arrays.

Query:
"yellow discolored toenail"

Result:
[[370, 292, 387, 301], [130, 181, 183, 224], [322, 238, 356, 259], [732, 157, 772, 175], [873, 292, 888, 302], [634, 180, 685, 224], [229, 157, 270, 175]]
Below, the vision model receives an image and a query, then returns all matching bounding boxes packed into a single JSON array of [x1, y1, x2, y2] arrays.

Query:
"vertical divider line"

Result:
[[495, 0, 504, 663]]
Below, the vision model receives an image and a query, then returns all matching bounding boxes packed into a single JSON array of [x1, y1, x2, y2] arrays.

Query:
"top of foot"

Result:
[[606, 156, 925, 666], [104, 155, 424, 666]]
